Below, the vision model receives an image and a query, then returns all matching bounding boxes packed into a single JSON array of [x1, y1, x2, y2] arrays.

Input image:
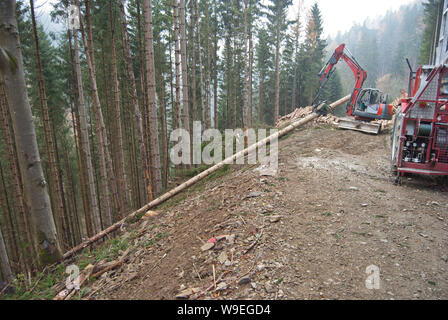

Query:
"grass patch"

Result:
[[274, 278, 284, 285]]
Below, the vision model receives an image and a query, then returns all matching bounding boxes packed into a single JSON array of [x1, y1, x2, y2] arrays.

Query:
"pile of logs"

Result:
[[276, 97, 402, 131], [275, 106, 340, 128]]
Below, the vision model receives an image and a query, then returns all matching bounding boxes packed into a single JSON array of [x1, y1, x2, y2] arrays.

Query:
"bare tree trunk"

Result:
[[135, 0, 152, 203], [0, 164, 19, 274], [81, 0, 119, 224], [0, 83, 32, 273], [242, 0, 249, 128], [179, 0, 191, 135], [248, 28, 253, 127], [258, 68, 264, 124], [155, 61, 169, 190], [291, 5, 302, 111], [30, 0, 67, 249], [109, 0, 129, 215], [67, 24, 91, 238], [195, 0, 206, 129], [225, 36, 231, 129], [120, 0, 152, 205], [213, 28, 218, 129], [0, 0, 62, 265], [205, 1, 212, 130], [143, 0, 163, 195], [62, 142, 81, 245], [0, 227, 13, 283], [173, 0, 182, 130], [274, 4, 282, 123], [190, 0, 197, 124], [232, 35, 237, 128], [72, 8, 101, 236]]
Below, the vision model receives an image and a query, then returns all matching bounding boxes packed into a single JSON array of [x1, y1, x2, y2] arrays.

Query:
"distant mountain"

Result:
[[327, 1, 423, 100]]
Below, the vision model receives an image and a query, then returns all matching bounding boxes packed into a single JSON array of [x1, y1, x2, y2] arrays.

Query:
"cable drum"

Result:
[[436, 128, 447, 147], [417, 123, 433, 137]]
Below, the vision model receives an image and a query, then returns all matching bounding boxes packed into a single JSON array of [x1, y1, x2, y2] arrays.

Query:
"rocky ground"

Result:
[[84, 124, 448, 300]]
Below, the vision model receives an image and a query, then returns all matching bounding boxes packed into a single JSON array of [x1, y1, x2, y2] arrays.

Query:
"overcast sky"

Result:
[[37, 0, 419, 37], [291, 0, 419, 37]]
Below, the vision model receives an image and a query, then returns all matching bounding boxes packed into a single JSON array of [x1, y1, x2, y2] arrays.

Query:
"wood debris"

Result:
[[276, 97, 401, 131], [275, 106, 340, 128]]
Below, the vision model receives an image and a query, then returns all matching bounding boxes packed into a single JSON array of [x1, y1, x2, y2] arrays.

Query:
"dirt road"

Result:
[[97, 125, 448, 300]]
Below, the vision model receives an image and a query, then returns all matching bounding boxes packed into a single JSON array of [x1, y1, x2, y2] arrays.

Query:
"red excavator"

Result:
[[313, 43, 393, 134]]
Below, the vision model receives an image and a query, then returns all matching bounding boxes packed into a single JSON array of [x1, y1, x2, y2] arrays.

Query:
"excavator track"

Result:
[[338, 118, 382, 135]]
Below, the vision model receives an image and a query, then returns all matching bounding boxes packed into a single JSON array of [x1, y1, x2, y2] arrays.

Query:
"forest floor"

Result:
[[60, 124, 448, 300]]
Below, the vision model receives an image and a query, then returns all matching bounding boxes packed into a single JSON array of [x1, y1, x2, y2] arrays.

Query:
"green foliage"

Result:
[[333, 2, 423, 99], [419, 0, 443, 65]]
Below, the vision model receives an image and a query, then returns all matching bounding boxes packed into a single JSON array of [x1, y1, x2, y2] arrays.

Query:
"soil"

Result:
[[94, 124, 448, 300]]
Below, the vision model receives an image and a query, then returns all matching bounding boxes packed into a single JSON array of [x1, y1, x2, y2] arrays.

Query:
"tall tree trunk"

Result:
[[143, 0, 163, 195], [0, 227, 13, 283], [173, 0, 182, 130], [120, 0, 152, 203], [190, 0, 197, 125], [232, 35, 237, 129], [109, 0, 129, 215], [0, 83, 32, 273], [71, 7, 101, 237], [248, 28, 253, 127], [30, 0, 67, 249], [274, 4, 281, 123], [258, 68, 264, 124], [156, 64, 169, 190], [213, 17, 218, 129], [0, 163, 19, 274], [61, 141, 81, 245], [242, 0, 249, 128], [291, 5, 302, 111], [67, 23, 91, 238], [179, 0, 191, 136], [225, 36, 232, 129], [136, 0, 152, 203], [0, 0, 62, 266], [195, 0, 206, 129], [82, 0, 119, 224]]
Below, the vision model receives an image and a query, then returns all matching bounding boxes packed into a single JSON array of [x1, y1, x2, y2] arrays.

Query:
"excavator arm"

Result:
[[312, 43, 392, 134], [313, 44, 367, 116]]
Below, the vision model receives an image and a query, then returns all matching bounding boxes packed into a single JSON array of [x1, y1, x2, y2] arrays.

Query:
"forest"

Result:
[[0, 0, 439, 288]]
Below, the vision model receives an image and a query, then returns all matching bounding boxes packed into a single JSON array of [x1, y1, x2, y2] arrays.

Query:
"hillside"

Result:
[[26, 124, 446, 300]]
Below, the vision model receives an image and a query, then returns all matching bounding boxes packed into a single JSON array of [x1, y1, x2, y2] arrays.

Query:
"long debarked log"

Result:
[[63, 95, 350, 260]]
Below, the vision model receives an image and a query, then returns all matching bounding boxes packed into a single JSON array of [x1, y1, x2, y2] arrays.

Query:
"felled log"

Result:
[[63, 95, 350, 260], [92, 247, 130, 279]]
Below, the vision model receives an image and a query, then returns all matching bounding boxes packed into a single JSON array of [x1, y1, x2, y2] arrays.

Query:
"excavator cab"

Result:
[[352, 88, 393, 121]]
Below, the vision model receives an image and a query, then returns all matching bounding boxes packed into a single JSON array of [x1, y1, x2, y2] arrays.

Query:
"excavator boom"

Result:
[[313, 43, 392, 134]]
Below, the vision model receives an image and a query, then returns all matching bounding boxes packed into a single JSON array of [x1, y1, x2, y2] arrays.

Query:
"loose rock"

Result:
[[201, 242, 215, 252]]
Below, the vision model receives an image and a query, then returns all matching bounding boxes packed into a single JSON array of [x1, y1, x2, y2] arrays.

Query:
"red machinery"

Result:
[[391, 63, 448, 183], [314, 44, 393, 134]]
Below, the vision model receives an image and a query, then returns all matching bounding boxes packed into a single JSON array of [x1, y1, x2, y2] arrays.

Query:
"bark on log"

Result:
[[63, 96, 350, 260]]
